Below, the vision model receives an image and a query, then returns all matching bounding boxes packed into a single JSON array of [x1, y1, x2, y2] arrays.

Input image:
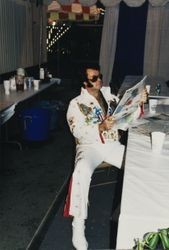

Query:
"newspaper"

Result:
[[113, 76, 147, 120]]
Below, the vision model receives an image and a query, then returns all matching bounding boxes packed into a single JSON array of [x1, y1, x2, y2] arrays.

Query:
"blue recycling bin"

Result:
[[37, 100, 60, 130], [19, 107, 51, 141]]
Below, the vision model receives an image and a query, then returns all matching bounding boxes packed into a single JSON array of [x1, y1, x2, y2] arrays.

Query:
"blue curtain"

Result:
[[111, 1, 148, 89]]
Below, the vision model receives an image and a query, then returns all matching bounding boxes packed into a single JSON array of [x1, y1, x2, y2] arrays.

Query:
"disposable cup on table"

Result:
[[33, 80, 40, 91], [149, 99, 158, 114], [151, 131, 166, 154], [10, 78, 16, 90], [3, 80, 10, 95]]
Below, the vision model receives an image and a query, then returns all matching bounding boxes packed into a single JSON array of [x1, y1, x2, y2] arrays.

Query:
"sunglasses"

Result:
[[88, 74, 103, 82]]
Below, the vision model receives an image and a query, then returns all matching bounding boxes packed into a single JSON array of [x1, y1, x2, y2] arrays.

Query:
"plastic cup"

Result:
[[149, 99, 158, 114], [3, 80, 10, 95], [33, 80, 40, 90], [10, 78, 16, 90], [151, 132, 166, 153]]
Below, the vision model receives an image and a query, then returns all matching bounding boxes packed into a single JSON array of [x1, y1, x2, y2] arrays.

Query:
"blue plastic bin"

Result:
[[37, 100, 59, 130], [19, 107, 50, 141]]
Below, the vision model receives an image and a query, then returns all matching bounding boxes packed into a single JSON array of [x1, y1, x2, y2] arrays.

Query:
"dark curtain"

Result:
[[111, 1, 148, 92]]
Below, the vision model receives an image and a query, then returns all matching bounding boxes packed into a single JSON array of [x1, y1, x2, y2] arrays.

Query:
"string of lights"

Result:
[[46, 22, 71, 53]]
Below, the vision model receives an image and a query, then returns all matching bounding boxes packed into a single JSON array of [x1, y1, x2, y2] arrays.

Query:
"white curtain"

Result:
[[99, 0, 169, 7], [0, 0, 33, 74], [158, 3, 169, 81], [45, 0, 169, 6], [31, 3, 47, 66], [99, 6, 119, 85], [0, 0, 47, 74], [99, 0, 169, 86], [144, 3, 169, 81], [20, 1, 34, 68]]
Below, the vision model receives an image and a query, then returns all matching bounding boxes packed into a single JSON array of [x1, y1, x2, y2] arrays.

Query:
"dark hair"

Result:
[[81, 63, 100, 87]]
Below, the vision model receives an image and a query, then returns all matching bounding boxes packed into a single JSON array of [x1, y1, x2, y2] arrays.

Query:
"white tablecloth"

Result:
[[116, 131, 169, 249]]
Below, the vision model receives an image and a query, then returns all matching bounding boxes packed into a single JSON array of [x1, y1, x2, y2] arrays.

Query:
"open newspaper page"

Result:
[[113, 76, 147, 121]]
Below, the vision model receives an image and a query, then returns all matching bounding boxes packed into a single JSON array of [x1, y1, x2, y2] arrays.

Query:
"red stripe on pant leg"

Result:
[[139, 104, 144, 118], [63, 177, 73, 217]]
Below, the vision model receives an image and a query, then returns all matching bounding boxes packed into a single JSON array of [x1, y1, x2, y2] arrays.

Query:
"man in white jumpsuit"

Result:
[[63, 66, 146, 250]]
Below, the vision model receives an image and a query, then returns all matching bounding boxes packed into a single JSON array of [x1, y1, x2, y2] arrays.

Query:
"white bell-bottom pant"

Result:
[[65, 141, 125, 219]]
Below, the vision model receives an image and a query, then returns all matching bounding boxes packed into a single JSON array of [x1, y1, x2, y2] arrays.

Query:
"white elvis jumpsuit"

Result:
[[63, 86, 141, 219]]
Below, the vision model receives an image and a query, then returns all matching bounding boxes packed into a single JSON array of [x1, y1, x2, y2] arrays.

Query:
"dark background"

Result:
[[47, 1, 148, 90], [0, 1, 148, 91]]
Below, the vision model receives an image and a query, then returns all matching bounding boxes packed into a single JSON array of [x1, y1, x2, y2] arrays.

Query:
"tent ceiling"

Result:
[[46, 0, 169, 23], [45, 0, 169, 7]]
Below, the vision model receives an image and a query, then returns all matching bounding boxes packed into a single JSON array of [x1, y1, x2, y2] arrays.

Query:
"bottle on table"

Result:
[[16, 68, 25, 91], [39, 68, 45, 80], [155, 83, 161, 95]]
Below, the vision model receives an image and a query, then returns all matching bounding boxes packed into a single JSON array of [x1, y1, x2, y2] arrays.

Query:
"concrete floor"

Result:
[[0, 126, 75, 250], [0, 83, 78, 250], [39, 184, 117, 250], [0, 81, 121, 250]]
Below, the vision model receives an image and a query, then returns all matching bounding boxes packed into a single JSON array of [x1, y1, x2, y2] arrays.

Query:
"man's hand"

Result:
[[140, 87, 148, 104], [99, 116, 116, 132]]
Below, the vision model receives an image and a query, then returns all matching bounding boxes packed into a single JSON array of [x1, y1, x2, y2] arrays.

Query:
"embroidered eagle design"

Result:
[[78, 103, 92, 116]]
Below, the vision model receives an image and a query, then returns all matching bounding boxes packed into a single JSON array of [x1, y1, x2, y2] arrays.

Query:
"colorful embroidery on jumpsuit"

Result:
[[78, 103, 103, 124]]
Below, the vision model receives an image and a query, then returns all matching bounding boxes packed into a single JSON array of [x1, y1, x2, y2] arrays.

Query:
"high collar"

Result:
[[80, 87, 108, 97]]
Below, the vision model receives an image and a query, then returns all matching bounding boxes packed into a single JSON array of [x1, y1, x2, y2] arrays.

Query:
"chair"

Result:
[[90, 162, 118, 188]]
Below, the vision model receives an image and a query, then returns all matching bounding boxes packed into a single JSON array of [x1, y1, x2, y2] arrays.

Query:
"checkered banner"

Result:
[[47, 0, 100, 22]]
